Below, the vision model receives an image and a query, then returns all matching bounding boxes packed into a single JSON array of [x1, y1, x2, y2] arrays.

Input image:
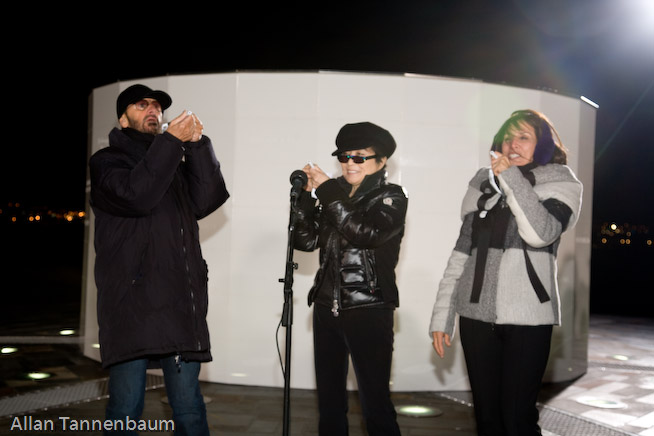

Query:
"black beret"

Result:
[[116, 84, 172, 118], [332, 122, 396, 158]]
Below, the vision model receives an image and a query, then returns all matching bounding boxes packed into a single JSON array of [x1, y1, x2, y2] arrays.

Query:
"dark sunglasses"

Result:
[[337, 154, 378, 164]]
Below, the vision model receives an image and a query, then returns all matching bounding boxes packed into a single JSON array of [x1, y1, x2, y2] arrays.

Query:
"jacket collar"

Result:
[[108, 127, 155, 158], [336, 166, 388, 198], [518, 162, 538, 186]]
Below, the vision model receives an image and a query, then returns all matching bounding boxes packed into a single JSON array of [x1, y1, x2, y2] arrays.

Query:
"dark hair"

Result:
[[369, 145, 388, 164], [491, 109, 567, 165]]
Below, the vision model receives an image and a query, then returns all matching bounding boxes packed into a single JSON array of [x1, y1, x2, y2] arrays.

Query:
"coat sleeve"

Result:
[[428, 173, 483, 338], [89, 132, 185, 216], [315, 179, 408, 249], [180, 136, 230, 219], [429, 213, 473, 338], [498, 165, 582, 248], [293, 190, 320, 252]]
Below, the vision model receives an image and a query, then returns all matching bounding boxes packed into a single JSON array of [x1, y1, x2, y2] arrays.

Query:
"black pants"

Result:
[[313, 304, 401, 436], [459, 317, 552, 436]]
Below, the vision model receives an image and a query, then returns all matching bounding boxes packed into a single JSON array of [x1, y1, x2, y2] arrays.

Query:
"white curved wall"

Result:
[[82, 71, 596, 391]]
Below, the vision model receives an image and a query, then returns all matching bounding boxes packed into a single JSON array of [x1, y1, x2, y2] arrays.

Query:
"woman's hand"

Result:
[[432, 331, 451, 359], [490, 151, 512, 176], [302, 163, 330, 191]]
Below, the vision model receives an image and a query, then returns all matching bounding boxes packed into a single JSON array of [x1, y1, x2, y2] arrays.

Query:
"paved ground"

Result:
[[1, 311, 652, 435]]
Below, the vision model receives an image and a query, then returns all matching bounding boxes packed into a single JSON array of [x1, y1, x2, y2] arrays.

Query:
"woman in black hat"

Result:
[[294, 122, 408, 435], [429, 109, 583, 435]]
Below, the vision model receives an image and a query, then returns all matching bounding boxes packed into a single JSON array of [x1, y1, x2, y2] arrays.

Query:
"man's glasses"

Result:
[[132, 99, 162, 112], [337, 154, 378, 164]]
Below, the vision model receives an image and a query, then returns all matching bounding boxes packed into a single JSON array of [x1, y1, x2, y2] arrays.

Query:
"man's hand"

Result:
[[165, 110, 202, 142], [190, 114, 203, 142]]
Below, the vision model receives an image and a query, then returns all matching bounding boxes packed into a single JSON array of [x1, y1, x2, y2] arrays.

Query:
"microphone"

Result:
[[289, 170, 308, 198]]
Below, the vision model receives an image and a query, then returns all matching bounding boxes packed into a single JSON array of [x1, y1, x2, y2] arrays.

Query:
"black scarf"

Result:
[[122, 128, 156, 149]]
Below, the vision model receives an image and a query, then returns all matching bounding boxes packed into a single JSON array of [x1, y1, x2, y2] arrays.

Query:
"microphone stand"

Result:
[[280, 186, 301, 436]]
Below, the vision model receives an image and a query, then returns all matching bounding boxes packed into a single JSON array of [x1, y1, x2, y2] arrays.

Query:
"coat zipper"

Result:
[[331, 299, 339, 317], [181, 226, 201, 350]]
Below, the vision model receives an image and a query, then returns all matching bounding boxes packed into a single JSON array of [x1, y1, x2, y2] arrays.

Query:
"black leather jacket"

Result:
[[294, 169, 408, 315]]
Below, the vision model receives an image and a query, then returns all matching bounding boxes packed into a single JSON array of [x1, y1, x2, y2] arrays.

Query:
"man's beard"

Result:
[[127, 115, 161, 135]]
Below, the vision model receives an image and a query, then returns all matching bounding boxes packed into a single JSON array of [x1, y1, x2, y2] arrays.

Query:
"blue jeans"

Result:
[[105, 355, 209, 436]]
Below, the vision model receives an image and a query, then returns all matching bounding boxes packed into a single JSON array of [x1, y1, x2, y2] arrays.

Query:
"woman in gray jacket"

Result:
[[429, 109, 582, 435]]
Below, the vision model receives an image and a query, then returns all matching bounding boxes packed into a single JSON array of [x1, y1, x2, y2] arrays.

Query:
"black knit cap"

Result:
[[116, 84, 172, 118], [332, 122, 396, 158]]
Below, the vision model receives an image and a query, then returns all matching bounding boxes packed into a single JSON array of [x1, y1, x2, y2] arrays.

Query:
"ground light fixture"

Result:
[[395, 404, 443, 417], [611, 354, 630, 361], [575, 396, 628, 409], [24, 372, 52, 380]]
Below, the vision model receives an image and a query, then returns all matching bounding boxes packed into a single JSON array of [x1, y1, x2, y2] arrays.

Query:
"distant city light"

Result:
[[599, 221, 650, 247], [59, 329, 76, 336], [1, 347, 18, 354], [2, 202, 86, 224]]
